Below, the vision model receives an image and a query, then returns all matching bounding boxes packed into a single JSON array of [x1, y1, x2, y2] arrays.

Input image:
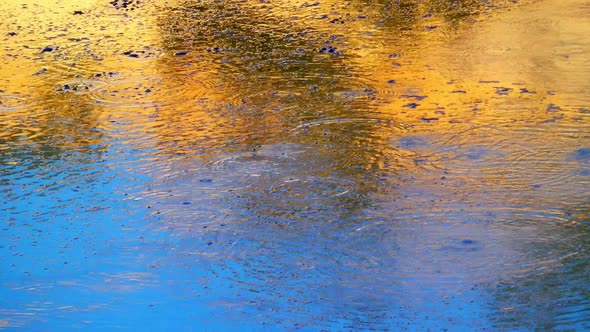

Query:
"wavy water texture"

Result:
[[1, 0, 589, 330]]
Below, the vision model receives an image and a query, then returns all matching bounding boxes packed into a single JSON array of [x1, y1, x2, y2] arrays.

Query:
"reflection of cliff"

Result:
[[438, 0, 590, 103], [150, 0, 565, 201], [154, 0, 384, 169], [0, 0, 170, 168], [0, 77, 105, 170]]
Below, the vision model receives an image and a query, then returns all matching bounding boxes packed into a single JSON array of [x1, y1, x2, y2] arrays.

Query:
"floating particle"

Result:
[[402, 95, 426, 101], [33, 68, 48, 76], [545, 103, 561, 112], [494, 87, 512, 95], [421, 117, 438, 122]]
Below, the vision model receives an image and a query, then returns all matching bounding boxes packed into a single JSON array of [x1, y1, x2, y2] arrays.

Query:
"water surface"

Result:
[[1, 0, 589, 330]]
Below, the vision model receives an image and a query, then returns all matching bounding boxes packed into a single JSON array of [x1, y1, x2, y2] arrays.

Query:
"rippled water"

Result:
[[1, 0, 589, 330]]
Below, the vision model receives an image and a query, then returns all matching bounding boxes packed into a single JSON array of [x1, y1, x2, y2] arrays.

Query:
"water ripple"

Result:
[[337, 206, 586, 287], [0, 92, 32, 112]]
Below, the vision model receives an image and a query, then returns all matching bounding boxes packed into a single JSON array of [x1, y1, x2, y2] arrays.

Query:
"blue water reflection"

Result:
[[1, 0, 590, 330]]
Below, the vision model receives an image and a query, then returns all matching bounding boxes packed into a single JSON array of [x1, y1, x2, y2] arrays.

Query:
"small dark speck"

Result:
[[495, 87, 512, 95], [182, 201, 192, 205], [7, 32, 17, 36], [73, 10, 84, 15], [402, 95, 426, 101], [403, 103, 418, 108], [199, 179, 213, 183], [207, 242, 213, 246], [462, 239, 475, 245], [546, 103, 561, 112], [128, 53, 139, 58], [33, 68, 48, 76], [175, 51, 188, 56], [421, 117, 438, 122], [387, 79, 396, 84], [425, 25, 438, 30], [41, 46, 54, 53], [144, 88, 151, 93]]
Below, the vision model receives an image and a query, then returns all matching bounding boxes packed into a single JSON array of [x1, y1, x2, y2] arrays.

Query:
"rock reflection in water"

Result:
[[1, 0, 589, 330]]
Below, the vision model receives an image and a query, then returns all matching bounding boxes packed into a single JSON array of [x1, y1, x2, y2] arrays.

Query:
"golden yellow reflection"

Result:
[[1, 0, 588, 179]]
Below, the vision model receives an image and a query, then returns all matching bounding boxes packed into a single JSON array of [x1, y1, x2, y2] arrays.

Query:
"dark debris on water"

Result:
[[33, 68, 48, 76], [89, 71, 118, 78], [123, 51, 139, 58], [41, 46, 55, 54], [319, 46, 339, 56], [546, 103, 561, 112], [520, 88, 536, 94], [57, 83, 91, 93], [402, 95, 427, 101], [494, 87, 513, 95], [121, 49, 160, 58], [421, 117, 439, 122], [110, 0, 140, 11]]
